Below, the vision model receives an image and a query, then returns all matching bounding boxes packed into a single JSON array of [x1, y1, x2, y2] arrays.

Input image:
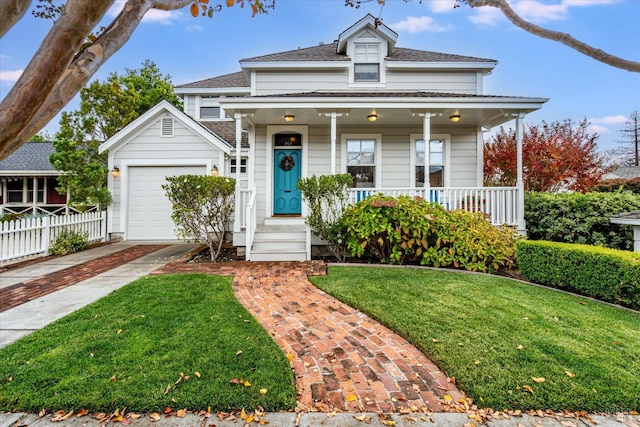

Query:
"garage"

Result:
[[127, 165, 206, 240]]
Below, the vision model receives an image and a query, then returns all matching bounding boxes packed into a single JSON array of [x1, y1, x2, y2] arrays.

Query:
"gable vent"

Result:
[[161, 116, 174, 137]]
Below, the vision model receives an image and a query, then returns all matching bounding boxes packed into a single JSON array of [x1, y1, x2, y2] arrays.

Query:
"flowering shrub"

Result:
[[342, 195, 519, 273]]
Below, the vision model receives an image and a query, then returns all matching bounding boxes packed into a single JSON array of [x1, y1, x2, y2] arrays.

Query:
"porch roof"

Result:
[[219, 91, 548, 129]]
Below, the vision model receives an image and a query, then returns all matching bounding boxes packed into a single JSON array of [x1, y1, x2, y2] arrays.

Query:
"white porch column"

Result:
[[330, 112, 337, 174], [234, 112, 242, 233], [515, 113, 526, 234], [422, 113, 432, 194]]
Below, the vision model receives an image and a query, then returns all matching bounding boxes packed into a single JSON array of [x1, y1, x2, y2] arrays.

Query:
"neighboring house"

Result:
[[0, 141, 68, 217], [100, 15, 548, 260], [603, 165, 640, 180]]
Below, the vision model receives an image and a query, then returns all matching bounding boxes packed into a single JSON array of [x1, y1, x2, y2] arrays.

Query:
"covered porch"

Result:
[[221, 92, 547, 261]]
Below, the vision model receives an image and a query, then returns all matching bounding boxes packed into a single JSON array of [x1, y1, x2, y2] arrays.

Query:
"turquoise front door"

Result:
[[273, 149, 302, 215]]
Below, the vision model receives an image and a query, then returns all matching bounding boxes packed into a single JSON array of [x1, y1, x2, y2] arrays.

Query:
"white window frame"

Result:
[[229, 157, 248, 175], [348, 40, 386, 87], [341, 133, 382, 188], [410, 134, 451, 188]]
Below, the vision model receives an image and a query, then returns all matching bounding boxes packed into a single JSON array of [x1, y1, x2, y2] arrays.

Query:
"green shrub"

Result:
[[297, 174, 353, 261], [525, 192, 640, 250], [162, 175, 235, 261], [516, 240, 640, 309], [342, 195, 519, 273], [49, 229, 89, 255], [592, 177, 640, 194]]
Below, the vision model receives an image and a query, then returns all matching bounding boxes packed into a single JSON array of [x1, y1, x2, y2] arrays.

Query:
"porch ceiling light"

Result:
[[367, 114, 378, 122], [111, 166, 120, 178], [449, 114, 461, 123], [211, 165, 219, 176], [284, 114, 295, 122]]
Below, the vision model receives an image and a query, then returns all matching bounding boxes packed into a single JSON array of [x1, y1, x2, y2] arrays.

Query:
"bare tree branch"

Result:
[[0, 0, 31, 38], [467, 0, 640, 73]]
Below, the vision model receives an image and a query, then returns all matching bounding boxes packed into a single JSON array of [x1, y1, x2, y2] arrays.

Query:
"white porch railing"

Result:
[[244, 185, 257, 260], [348, 187, 519, 226], [0, 211, 106, 264], [0, 204, 98, 217], [238, 188, 253, 229]]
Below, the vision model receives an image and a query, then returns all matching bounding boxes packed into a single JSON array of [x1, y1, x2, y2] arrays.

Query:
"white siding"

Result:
[[255, 70, 350, 95], [448, 128, 479, 186], [110, 117, 224, 236], [385, 70, 479, 94]]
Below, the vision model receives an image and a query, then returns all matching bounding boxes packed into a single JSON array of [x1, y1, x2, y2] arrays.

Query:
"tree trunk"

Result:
[[0, 0, 31, 38]]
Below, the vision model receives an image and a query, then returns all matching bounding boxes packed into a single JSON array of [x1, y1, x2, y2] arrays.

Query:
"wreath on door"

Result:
[[279, 155, 295, 171]]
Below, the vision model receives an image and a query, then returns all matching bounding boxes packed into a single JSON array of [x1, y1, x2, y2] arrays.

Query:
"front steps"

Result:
[[248, 223, 307, 261]]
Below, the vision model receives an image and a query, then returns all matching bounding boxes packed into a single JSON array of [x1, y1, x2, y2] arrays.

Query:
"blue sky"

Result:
[[1, 0, 639, 152]]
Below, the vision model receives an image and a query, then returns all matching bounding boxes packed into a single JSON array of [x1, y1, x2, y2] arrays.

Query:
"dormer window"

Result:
[[354, 43, 380, 82]]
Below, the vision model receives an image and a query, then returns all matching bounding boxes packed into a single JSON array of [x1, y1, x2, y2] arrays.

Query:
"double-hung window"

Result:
[[354, 43, 380, 82], [346, 138, 376, 187], [415, 139, 446, 187]]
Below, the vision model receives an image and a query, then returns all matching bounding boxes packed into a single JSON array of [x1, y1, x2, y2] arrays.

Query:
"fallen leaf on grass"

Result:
[[532, 377, 546, 383], [522, 385, 534, 394], [110, 375, 116, 382], [164, 384, 172, 394], [565, 371, 576, 378], [244, 380, 251, 387], [117, 329, 123, 334], [517, 345, 523, 350], [474, 360, 481, 366], [163, 407, 173, 414], [236, 350, 244, 356], [194, 371, 201, 378], [230, 378, 239, 384], [260, 388, 268, 395]]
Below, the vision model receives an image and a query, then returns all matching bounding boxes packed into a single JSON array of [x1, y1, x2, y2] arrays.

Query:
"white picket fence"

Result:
[[0, 211, 106, 264]]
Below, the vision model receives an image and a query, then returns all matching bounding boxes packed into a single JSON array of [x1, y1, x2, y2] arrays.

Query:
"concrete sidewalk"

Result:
[[0, 411, 637, 427], [0, 242, 199, 348]]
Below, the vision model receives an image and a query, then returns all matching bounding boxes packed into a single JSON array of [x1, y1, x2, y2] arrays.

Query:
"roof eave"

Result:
[[386, 61, 497, 71], [175, 87, 250, 95], [240, 61, 350, 69]]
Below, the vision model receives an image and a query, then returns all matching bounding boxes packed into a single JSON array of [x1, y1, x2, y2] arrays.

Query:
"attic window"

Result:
[[201, 106, 220, 119], [161, 117, 174, 137], [354, 43, 380, 82]]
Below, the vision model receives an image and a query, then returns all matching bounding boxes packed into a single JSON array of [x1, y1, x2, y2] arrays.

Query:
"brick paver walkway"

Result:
[[0, 245, 168, 313], [155, 261, 465, 413]]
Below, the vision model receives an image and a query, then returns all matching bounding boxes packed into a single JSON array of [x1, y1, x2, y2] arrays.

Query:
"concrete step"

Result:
[[252, 239, 306, 252], [249, 250, 307, 262]]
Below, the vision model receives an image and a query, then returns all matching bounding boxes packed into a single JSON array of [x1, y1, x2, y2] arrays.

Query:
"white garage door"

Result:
[[127, 165, 206, 240]]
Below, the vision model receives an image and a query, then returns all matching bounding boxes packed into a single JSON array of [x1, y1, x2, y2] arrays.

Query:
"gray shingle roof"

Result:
[[236, 91, 518, 99], [609, 166, 640, 179], [0, 142, 57, 172], [239, 42, 495, 63], [198, 121, 249, 148], [177, 71, 249, 89]]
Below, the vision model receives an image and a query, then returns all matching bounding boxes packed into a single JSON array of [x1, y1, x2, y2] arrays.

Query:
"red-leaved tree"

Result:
[[484, 119, 607, 193]]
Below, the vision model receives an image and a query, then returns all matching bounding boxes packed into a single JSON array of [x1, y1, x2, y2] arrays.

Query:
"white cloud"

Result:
[[587, 124, 611, 135], [391, 16, 454, 33], [186, 24, 203, 32], [0, 70, 23, 82], [108, 0, 182, 24], [590, 115, 628, 125], [515, 1, 568, 23], [469, 7, 505, 27], [429, 0, 458, 14]]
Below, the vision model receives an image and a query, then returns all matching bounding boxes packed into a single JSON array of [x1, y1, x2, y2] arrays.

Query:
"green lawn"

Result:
[[0, 274, 296, 413], [310, 266, 640, 413]]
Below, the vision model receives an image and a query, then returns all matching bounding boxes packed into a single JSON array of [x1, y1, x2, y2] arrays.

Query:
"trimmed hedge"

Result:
[[593, 177, 640, 194], [516, 240, 640, 309], [525, 192, 640, 251]]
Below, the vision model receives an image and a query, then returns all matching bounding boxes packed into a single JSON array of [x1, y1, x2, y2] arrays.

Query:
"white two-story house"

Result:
[[100, 14, 547, 261]]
